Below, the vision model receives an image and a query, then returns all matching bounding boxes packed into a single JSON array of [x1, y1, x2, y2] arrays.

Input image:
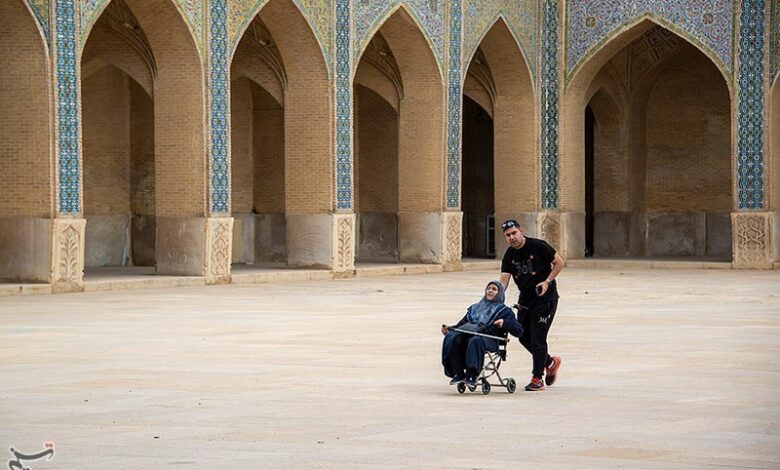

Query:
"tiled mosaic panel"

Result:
[[540, 0, 559, 210], [27, 0, 51, 43], [737, 0, 764, 210], [227, 0, 332, 63], [79, 0, 203, 49], [210, 0, 230, 213], [446, 0, 462, 209], [56, 0, 81, 214], [353, 0, 445, 69], [336, 0, 352, 210], [566, 0, 733, 75], [462, 0, 536, 79], [771, 0, 780, 84]]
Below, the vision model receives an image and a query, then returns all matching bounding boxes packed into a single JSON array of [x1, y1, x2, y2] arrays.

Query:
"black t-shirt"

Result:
[[501, 236, 559, 308]]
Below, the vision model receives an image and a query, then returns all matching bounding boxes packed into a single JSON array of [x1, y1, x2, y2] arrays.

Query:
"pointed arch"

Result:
[[352, 5, 445, 263], [353, 2, 444, 81], [562, 19, 733, 259], [228, 0, 330, 78], [462, 16, 536, 228], [462, 14, 535, 94], [566, 15, 733, 100]]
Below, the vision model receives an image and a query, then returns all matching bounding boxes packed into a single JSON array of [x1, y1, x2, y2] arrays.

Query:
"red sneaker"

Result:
[[524, 376, 544, 391], [545, 356, 561, 386]]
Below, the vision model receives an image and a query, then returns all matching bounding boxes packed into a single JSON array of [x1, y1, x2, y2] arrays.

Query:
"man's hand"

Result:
[[535, 280, 549, 296], [441, 325, 448, 335], [493, 318, 504, 329]]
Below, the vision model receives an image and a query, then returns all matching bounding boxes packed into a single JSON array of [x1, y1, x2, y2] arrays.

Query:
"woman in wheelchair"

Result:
[[441, 280, 523, 388]]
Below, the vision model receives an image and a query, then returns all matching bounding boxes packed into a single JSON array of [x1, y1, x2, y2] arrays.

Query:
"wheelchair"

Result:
[[446, 327, 517, 395]]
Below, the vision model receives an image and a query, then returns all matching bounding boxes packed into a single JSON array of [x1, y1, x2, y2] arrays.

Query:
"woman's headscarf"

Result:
[[466, 280, 506, 326]]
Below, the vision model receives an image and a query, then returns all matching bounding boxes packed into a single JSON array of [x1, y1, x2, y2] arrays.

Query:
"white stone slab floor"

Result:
[[1, 268, 779, 468]]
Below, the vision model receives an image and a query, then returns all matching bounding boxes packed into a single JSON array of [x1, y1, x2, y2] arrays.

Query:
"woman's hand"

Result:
[[493, 319, 504, 328], [441, 325, 448, 335]]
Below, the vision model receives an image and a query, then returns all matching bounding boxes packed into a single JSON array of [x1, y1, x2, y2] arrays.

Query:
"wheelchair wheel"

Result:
[[457, 382, 466, 394], [481, 381, 491, 395], [506, 378, 517, 394]]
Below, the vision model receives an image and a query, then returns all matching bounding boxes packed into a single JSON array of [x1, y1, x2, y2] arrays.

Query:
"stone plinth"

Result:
[[731, 212, 778, 269]]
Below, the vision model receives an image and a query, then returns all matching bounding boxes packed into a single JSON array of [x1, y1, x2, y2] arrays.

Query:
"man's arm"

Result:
[[535, 252, 565, 296], [548, 252, 565, 282], [499, 272, 511, 290]]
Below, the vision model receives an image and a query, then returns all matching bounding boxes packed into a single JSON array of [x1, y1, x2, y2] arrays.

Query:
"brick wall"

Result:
[[82, 66, 131, 215], [252, 83, 285, 213], [355, 84, 398, 213], [644, 46, 731, 212], [231, 77, 254, 213], [129, 80, 155, 217], [0, 0, 52, 217]]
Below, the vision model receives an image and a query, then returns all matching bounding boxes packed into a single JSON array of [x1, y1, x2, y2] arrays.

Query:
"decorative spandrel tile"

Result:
[[27, 0, 51, 43], [79, 0, 110, 38], [566, 0, 733, 77], [353, 0, 445, 70], [174, 0, 203, 47], [227, 0, 332, 66], [462, 0, 537, 80]]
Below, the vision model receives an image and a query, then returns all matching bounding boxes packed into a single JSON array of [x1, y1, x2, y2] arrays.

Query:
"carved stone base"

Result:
[[333, 213, 356, 274], [443, 211, 463, 271], [731, 212, 777, 269], [206, 217, 233, 284], [51, 218, 86, 293]]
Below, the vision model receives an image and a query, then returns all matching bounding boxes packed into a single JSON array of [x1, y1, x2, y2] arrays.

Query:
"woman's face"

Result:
[[485, 283, 499, 301]]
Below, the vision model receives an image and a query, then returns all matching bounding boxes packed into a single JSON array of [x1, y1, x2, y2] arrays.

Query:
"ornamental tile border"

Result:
[[540, 0, 559, 210], [227, 0, 332, 70], [27, 0, 51, 43], [55, 0, 81, 214], [210, 0, 230, 213], [335, 0, 352, 210], [566, 0, 734, 78], [736, 0, 765, 210], [446, 0, 462, 209], [353, 0, 445, 73], [462, 0, 537, 80]]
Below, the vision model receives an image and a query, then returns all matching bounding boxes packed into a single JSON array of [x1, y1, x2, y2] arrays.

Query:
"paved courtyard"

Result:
[[1, 267, 779, 469]]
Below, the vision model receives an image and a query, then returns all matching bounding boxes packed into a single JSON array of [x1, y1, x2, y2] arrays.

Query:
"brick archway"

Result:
[[229, 0, 332, 269], [462, 17, 535, 259], [81, 1, 157, 269], [563, 20, 733, 259], [0, 0, 53, 282], [353, 6, 445, 264]]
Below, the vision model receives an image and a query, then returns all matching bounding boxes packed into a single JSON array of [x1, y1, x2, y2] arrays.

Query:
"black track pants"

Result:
[[517, 299, 558, 379]]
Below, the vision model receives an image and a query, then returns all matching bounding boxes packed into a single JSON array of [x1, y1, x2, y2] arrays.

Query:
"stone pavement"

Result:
[[1, 268, 779, 469]]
